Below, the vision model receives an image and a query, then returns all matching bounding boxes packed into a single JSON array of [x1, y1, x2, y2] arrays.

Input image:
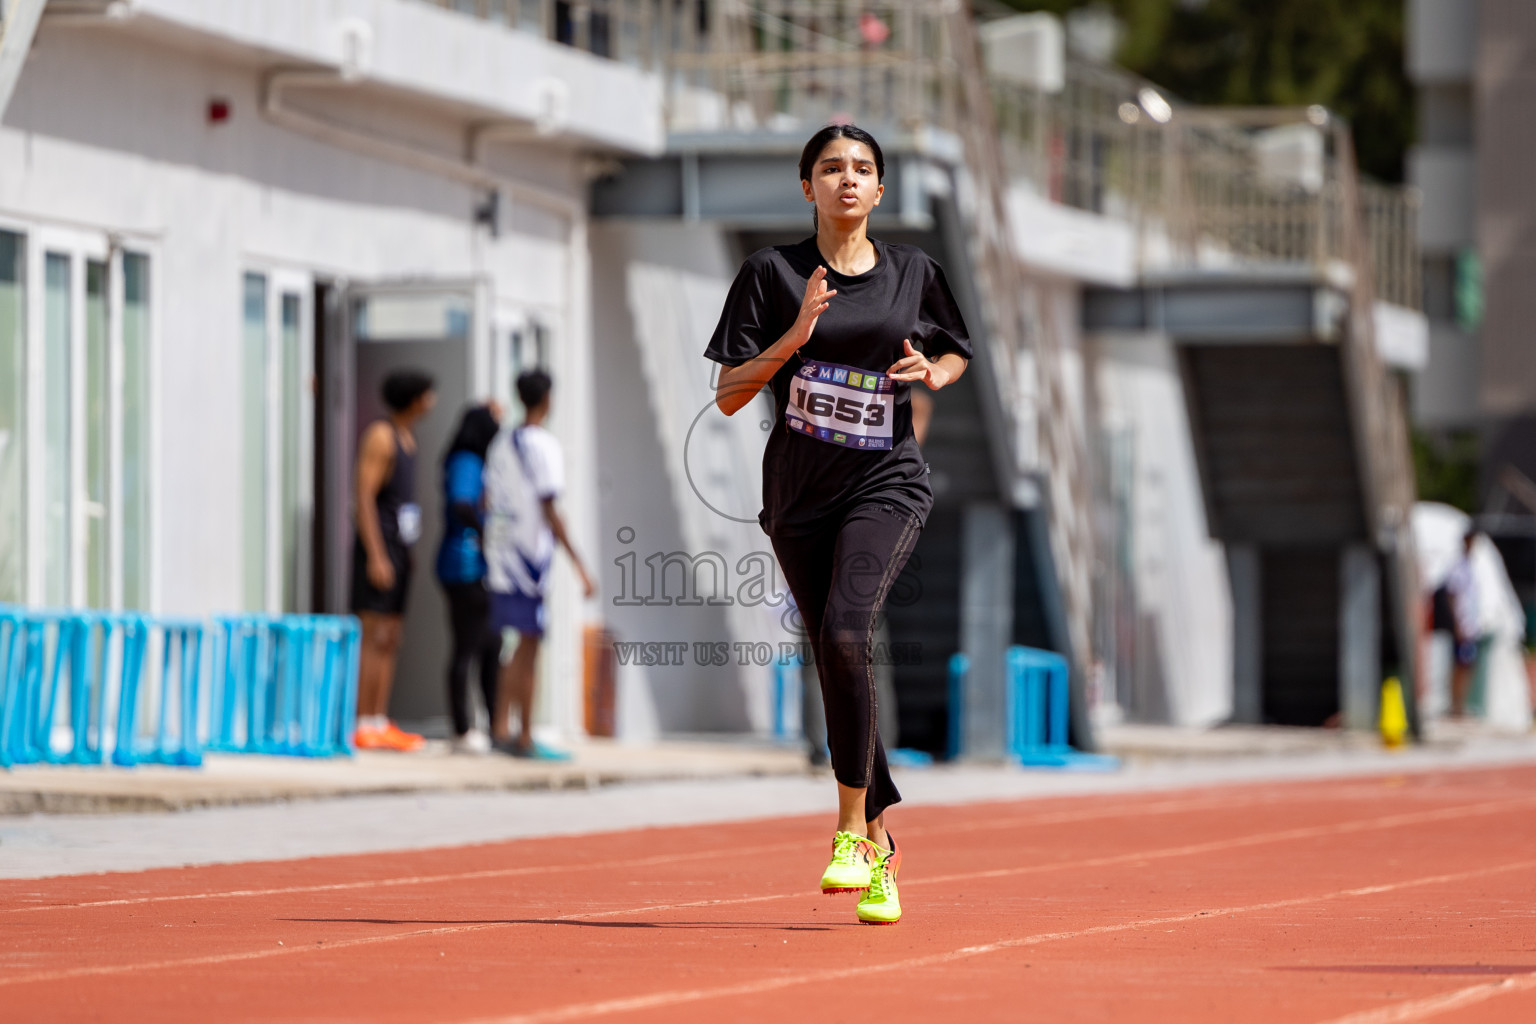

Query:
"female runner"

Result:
[[705, 124, 971, 924]]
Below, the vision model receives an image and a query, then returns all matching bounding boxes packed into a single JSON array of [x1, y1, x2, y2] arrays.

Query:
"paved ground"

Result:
[[6, 730, 1536, 878], [6, 757, 1536, 1022], [0, 738, 810, 814]]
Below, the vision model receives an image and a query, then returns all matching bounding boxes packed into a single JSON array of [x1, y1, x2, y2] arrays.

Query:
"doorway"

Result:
[[320, 284, 476, 730]]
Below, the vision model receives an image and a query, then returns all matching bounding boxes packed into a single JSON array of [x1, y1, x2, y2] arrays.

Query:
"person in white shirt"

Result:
[[482, 370, 595, 758], [1447, 529, 1482, 716]]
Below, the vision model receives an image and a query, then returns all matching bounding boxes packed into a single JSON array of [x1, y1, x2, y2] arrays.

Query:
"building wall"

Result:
[[0, 21, 602, 738], [1407, 0, 1481, 431], [589, 220, 782, 739], [1477, 0, 1536, 418], [1092, 331, 1233, 726]]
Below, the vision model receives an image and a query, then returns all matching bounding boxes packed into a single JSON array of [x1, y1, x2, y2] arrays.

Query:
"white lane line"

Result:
[[448, 858, 1536, 1024], [4, 787, 1391, 915], [1312, 972, 1536, 1024]]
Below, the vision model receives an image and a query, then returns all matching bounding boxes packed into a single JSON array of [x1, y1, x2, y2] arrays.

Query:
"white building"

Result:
[[0, 0, 662, 738]]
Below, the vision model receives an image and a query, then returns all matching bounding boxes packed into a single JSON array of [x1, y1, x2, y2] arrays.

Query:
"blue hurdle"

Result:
[[946, 652, 969, 760], [208, 614, 360, 757], [1005, 645, 1119, 771], [0, 608, 206, 768], [0, 606, 360, 769], [772, 651, 803, 741]]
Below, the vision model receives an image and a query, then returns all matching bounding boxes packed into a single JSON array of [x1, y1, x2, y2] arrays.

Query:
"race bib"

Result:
[[785, 359, 895, 451], [396, 502, 423, 545]]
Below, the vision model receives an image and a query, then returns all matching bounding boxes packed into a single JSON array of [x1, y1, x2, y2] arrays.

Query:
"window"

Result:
[[21, 236, 152, 610], [42, 253, 71, 606], [0, 232, 22, 603], [121, 254, 151, 610], [496, 316, 551, 421], [241, 272, 268, 612], [84, 260, 109, 609], [242, 270, 315, 613]]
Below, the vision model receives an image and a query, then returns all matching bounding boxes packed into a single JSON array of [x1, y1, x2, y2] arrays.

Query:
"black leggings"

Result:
[[442, 581, 502, 737], [771, 503, 921, 823]]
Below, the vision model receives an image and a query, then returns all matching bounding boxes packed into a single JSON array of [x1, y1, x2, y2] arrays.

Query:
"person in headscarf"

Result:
[[434, 401, 503, 753]]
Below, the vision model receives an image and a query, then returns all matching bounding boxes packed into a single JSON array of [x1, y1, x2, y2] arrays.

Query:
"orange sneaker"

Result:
[[381, 721, 425, 751], [353, 726, 389, 750]]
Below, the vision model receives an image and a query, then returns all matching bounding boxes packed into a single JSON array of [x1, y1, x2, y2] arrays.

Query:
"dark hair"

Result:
[[798, 123, 885, 229], [382, 369, 435, 413], [443, 404, 500, 464], [516, 369, 553, 412]]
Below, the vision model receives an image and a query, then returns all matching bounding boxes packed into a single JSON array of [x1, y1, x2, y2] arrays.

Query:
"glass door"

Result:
[[0, 231, 22, 603], [240, 267, 315, 613], [26, 227, 153, 610]]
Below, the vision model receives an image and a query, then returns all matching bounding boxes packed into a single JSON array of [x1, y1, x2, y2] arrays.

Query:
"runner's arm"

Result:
[[542, 498, 597, 598], [715, 267, 835, 416], [715, 330, 809, 416], [354, 423, 395, 574]]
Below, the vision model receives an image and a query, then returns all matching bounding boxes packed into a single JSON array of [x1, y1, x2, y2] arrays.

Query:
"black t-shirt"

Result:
[[705, 237, 971, 536]]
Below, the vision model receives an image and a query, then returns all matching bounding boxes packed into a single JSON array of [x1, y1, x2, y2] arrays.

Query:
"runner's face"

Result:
[[802, 138, 882, 227]]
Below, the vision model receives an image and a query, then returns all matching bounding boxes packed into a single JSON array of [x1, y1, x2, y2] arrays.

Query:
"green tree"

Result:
[[993, 0, 1412, 182]]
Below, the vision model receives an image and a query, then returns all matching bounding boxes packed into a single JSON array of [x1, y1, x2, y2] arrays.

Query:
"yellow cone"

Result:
[[1380, 676, 1409, 748]]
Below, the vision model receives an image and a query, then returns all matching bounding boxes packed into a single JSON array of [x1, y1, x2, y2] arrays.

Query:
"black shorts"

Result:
[[350, 535, 413, 616]]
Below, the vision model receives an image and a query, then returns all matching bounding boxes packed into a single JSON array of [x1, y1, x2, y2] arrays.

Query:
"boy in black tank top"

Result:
[[351, 370, 436, 751]]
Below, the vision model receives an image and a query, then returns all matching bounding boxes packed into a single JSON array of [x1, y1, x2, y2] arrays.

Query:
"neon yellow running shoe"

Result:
[[856, 835, 902, 925], [819, 831, 876, 894]]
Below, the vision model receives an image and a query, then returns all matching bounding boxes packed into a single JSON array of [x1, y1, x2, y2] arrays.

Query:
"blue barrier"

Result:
[[208, 615, 360, 757], [0, 608, 205, 768], [772, 652, 802, 741], [946, 652, 969, 760], [1005, 645, 1119, 771], [0, 606, 360, 769]]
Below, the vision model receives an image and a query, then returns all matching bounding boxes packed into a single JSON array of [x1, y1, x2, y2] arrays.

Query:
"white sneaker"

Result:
[[450, 730, 492, 755]]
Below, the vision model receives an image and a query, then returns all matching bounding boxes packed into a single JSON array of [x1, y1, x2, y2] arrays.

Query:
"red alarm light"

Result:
[[208, 98, 230, 124]]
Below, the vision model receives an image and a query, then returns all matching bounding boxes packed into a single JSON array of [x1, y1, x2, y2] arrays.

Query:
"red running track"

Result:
[[6, 764, 1536, 1023]]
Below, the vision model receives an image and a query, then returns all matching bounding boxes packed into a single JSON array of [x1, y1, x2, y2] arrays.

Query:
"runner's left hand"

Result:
[[888, 339, 953, 390]]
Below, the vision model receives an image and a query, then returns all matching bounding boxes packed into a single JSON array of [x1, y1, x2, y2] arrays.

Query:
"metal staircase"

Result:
[[1084, 108, 1423, 728]]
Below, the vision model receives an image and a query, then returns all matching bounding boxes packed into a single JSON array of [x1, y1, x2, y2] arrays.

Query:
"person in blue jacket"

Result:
[[435, 402, 503, 754]]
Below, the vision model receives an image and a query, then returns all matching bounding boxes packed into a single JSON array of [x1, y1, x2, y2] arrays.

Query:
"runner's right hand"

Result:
[[790, 266, 836, 349], [367, 553, 396, 591]]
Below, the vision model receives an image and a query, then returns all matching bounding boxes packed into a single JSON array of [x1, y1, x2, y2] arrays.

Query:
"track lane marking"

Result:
[[3, 787, 1413, 915], [1312, 972, 1536, 1023], [447, 858, 1536, 1024]]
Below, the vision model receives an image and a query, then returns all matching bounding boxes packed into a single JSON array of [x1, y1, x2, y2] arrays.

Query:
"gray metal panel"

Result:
[[1161, 284, 1317, 341], [594, 152, 913, 228], [591, 158, 684, 217], [1338, 544, 1382, 730], [1083, 281, 1321, 341], [1228, 544, 1263, 724], [960, 501, 1013, 760]]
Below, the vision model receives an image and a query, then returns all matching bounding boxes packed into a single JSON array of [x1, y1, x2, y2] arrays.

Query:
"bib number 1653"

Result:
[[793, 386, 885, 427]]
